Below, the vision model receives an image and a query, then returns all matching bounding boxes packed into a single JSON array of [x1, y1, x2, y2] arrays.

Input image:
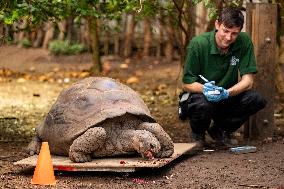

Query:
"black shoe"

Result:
[[207, 126, 224, 145], [207, 126, 238, 147], [223, 132, 238, 147], [191, 133, 206, 151]]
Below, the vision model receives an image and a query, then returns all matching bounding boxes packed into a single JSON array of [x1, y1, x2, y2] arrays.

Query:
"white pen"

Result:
[[199, 75, 209, 83], [199, 75, 220, 95]]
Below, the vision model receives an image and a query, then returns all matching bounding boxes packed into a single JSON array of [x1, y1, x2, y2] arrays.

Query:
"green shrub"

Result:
[[21, 38, 31, 48], [48, 40, 85, 55]]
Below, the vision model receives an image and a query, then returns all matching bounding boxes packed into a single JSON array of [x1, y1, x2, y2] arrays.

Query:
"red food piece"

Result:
[[144, 151, 154, 160], [120, 160, 126, 164]]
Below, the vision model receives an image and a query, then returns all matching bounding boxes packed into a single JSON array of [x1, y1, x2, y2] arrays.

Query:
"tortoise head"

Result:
[[132, 130, 161, 160]]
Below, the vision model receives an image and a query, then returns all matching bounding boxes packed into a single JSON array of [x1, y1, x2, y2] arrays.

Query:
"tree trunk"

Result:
[[81, 19, 90, 48], [195, 2, 208, 35], [172, 0, 196, 65], [123, 14, 135, 58], [0, 24, 3, 36], [0, 23, 4, 45], [143, 18, 152, 57], [58, 20, 66, 40], [275, 62, 284, 95], [103, 32, 110, 56], [29, 30, 36, 44], [4, 25, 12, 42], [165, 18, 174, 62], [33, 27, 44, 47], [276, 46, 284, 94], [182, 1, 196, 64], [156, 20, 163, 58], [14, 18, 28, 46], [42, 22, 54, 48], [114, 33, 120, 56], [66, 17, 73, 42], [87, 17, 102, 73]]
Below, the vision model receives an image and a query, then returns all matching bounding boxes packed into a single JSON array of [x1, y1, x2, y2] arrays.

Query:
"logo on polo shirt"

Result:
[[230, 56, 239, 66]]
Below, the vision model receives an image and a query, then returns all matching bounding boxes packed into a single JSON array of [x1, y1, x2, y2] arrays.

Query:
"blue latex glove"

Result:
[[203, 82, 229, 102], [203, 81, 218, 96], [203, 81, 217, 91], [217, 87, 229, 100]]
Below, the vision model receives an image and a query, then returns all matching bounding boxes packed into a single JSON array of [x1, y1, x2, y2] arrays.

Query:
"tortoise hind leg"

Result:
[[69, 127, 106, 163], [27, 135, 42, 155], [138, 122, 174, 158]]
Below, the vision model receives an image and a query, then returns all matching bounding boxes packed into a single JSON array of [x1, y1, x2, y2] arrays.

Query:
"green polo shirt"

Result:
[[182, 30, 257, 89]]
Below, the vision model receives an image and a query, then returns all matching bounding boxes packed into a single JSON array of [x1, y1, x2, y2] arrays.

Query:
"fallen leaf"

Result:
[[16, 78, 26, 83], [57, 79, 63, 84], [135, 71, 143, 77], [153, 60, 160, 65], [126, 76, 139, 84], [69, 72, 78, 78], [103, 61, 111, 74], [157, 84, 167, 91], [63, 78, 70, 83], [48, 78, 55, 83], [79, 72, 90, 78], [53, 67, 60, 72], [124, 58, 131, 64], [120, 64, 128, 69], [5, 69, 13, 77], [38, 75, 48, 82], [29, 66, 36, 72], [23, 74, 31, 80]]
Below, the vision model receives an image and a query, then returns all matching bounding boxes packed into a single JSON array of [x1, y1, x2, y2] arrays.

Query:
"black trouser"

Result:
[[187, 90, 267, 135]]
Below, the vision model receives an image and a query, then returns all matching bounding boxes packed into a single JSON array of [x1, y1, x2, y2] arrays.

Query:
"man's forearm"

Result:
[[182, 82, 204, 93], [228, 74, 254, 96]]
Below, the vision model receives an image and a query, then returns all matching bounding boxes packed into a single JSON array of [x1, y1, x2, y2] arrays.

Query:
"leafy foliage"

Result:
[[191, 0, 244, 19], [191, 0, 218, 19], [21, 37, 31, 48], [0, 0, 68, 26], [48, 40, 85, 55], [0, 0, 143, 27]]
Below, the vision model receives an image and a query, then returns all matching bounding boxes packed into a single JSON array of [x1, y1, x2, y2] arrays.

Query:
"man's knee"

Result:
[[240, 91, 267, 112], [254, 92, 267, 109], [188, 94, 213, 120]]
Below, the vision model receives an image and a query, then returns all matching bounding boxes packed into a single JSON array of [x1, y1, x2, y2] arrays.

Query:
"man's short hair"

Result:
[[218, 7, 244, 30]]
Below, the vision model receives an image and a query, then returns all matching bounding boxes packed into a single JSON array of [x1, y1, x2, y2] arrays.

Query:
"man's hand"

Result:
[[203, 82, 229, 102], [203, 81, 217, 92], [216, 87, 229, 101], [203, 81, 218, 94]]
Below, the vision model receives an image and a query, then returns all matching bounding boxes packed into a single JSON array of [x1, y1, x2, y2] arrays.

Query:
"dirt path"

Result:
[[1, 140, 284, 189], [0, 46, 283, 188]]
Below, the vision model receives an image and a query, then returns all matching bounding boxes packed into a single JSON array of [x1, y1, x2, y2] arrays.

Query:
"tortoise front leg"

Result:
[[69, 127, 106, 163], [27, 135, 42, 155], [138, 122, 174, 158]]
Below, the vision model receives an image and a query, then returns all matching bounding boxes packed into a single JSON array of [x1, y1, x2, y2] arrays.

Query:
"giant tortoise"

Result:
[[27, 77, 174, 162]]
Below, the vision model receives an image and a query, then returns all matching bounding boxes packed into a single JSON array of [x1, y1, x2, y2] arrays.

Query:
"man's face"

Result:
[[215, 21, 241, 50]]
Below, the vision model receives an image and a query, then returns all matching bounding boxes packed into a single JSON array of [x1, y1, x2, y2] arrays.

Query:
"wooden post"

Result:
[[244, 3, 277, 139]]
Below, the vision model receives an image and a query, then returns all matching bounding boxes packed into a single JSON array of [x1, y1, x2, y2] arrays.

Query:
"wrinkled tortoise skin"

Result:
[[27, 77, 174, 162]]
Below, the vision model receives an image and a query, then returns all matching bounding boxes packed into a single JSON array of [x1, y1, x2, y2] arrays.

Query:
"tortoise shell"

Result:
[[37, 77, 156, 153]]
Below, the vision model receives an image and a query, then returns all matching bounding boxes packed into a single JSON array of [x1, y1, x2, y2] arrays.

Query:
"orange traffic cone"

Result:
[[31, 142, 56, 185]]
